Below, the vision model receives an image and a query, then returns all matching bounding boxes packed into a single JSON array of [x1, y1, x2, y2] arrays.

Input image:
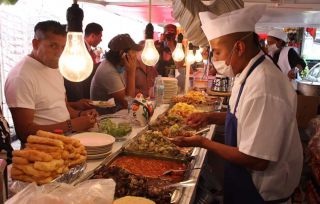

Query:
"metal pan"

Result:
[[75, 147, 197, 203]]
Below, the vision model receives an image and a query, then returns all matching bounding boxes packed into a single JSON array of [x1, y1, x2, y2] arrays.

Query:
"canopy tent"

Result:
[[79, 0, 320, 45]]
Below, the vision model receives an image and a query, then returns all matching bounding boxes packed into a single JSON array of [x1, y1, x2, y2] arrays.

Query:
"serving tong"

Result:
[[162, 167, 201, 176], [165, 179, 196, 188]]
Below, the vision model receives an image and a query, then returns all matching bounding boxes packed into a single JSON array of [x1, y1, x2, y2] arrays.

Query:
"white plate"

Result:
[[87, 151, 112, 160], [71, 132, 115, 147], [89, 99, 115, 108], [87, 147, 112, 154]]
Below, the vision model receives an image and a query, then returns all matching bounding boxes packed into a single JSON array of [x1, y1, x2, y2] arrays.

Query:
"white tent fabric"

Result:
[[172, 0, 244, 46]]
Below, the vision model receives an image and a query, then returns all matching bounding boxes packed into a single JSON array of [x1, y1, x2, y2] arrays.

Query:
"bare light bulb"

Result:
[[172, 43, 185, 62], [195, 49, 203, 62], [141, 39, 159, 66], [59, 32, 93, 82], [186, 50, 195, 64]]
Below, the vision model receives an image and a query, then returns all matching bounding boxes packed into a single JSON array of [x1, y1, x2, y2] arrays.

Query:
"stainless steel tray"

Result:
[[75, 147, 197, 203], [8, 162, 87, 198]]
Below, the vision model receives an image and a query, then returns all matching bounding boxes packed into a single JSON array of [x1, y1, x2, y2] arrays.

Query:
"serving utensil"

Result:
[[195, 127, 210, 135], [165, 179, 196, 188], [162, 167, 201, 176]]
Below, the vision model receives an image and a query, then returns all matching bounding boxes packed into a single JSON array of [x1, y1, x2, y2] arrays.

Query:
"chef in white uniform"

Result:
[[171, 5, 303, 204], [267, 29, 306, 89]]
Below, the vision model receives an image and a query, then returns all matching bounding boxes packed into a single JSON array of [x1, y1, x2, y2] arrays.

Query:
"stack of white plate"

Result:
[[162, 77, 178, 104], [71, 132, 115, 160]]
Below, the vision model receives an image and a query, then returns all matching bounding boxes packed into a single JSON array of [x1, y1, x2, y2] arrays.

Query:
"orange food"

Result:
[[111, 155, 187, 182]]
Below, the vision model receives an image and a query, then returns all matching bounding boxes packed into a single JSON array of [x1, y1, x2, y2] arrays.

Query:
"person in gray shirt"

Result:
[[90, 34, 142, 113]]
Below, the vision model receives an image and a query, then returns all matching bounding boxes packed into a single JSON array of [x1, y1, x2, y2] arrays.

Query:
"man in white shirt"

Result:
[[171, 5, 303, 203], [5, 20, 98, 145]]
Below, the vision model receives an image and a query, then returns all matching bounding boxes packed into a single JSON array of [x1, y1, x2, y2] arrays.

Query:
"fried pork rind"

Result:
[[11, 174, 35, 183], [11, 174, 53, 185], [36, 130, 75, 144], [14, 164, 52, 178], [11, 166, 24, 176], [12, 156, 30, 165], [12, 130, 87, 185], [69, 155, 86, 167], [25, 143, 63, 152], [34, 159, 64, 172], [13, 149, 53, 162], [27, 135, 64, 149]]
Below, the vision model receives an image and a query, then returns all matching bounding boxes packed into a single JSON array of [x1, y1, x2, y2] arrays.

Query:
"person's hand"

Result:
[[80, 109, 99, 119], [71, 114, 97, 132], [287, 69, 296, 80], [186, 112, 209, 128], [78, 99, 95, 110], [122, 52, 136, 73], [170, 135, 205, 148]]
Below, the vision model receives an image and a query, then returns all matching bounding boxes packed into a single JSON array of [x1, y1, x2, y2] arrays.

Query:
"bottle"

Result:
[[154, 75, 164, 107]]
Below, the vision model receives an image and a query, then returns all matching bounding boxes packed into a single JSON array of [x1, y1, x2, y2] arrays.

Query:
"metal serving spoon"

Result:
[[162, 167, 201, 176]]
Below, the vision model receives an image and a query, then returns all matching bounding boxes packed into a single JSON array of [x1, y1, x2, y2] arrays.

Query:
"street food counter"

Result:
[[80, 104, 216, 203], [7, 91, 218, 203]]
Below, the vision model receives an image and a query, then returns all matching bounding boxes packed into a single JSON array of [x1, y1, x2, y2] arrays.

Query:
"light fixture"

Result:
[[141, 0, 159, 66], [195, 48, 203, 63], [59, 0, 93, 82], [185, 43, 195, 64], [172, 33, 185, 62]]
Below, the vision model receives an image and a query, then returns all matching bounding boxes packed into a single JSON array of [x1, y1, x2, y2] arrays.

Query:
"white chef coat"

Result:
[[228, 51, 303, 201], [278, 47, 297, 89], [5, 56, 70, 125]]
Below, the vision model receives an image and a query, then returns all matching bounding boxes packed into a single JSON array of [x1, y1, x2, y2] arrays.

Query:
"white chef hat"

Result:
[[267, 29, 287, 42], [199, 5, 266, 41]]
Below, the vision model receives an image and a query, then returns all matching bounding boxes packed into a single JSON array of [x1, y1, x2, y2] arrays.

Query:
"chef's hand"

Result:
[[71, 114, 97, 132], [170, 135, 205, 148], [122, 52, 136, 73], [287, 69, 296, 80], [186, 112, 209, 128]]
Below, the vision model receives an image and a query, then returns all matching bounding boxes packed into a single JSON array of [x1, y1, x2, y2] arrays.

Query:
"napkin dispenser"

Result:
[[130, 93, 154, 126]]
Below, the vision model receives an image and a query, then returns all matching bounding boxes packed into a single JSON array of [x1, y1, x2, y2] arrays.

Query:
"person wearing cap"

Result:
[[90, 34, 141, 113], [267, 29, 306, 83], [155, 24, 179, 78], [171, 5, 302, 203]]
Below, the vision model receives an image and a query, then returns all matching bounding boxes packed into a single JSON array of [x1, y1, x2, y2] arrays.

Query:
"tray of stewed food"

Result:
[[78, 146, 196, 204]]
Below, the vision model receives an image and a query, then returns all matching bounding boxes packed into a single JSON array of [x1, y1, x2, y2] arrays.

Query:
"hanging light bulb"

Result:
[[185, 43, 195, 64], [195, 48, 203, 63], [141, 0, 159, 66], [59, 0, 93, 82], [141, 24, 160, 66], [172, 33, 185, 62]]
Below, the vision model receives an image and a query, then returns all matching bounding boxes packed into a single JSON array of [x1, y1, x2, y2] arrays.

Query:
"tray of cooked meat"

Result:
[[87, 150, 195, 204]]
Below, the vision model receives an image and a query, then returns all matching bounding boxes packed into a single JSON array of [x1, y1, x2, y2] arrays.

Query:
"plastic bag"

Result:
[[6, 179, 116, 204]]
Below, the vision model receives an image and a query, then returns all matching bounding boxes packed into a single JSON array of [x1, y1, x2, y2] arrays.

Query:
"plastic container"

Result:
[[154, 75, 164, 107]]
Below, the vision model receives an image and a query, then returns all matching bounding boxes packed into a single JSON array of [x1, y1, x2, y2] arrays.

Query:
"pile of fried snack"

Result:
[[11, 130, 87, 185]]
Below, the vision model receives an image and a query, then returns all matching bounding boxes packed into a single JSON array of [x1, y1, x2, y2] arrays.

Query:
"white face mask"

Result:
[[211, 44, 237, 77], [268, 43, 278, 56], [212, 60, 234, 77], [211, 32, 253, 77]]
